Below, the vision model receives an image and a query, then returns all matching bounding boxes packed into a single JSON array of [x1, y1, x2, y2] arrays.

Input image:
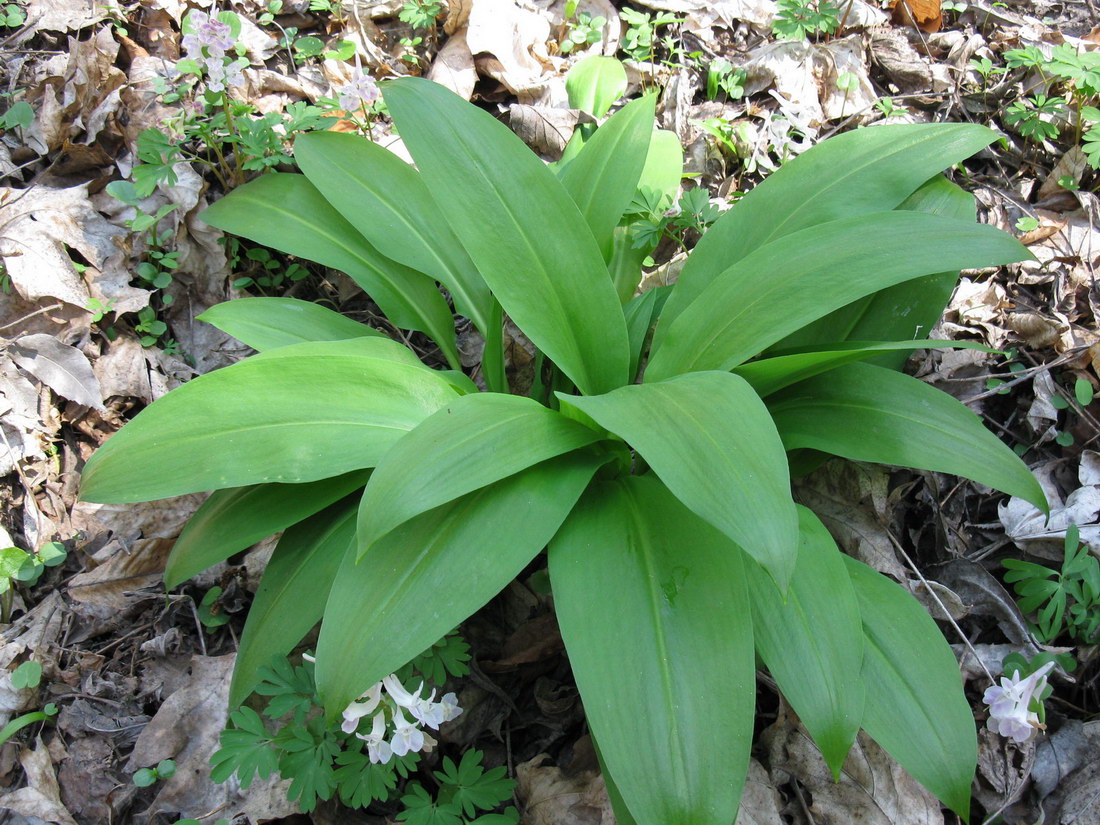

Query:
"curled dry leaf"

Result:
[[1032, 720, 1093, 800], [127, 654, 297, 824], [762, 703, 943, 825], [973, 725, 1035, 818], [515, 752, 615, 825], [9, 333, 104, 410], [429, 28, 478, 100], [467, 0, 555, 102], [509, 104, 582, 156], [0, 184, 149, 314], [891, 0, 943, 33], [0, 738, 79, 825], [1000, 451, 1100, 559], [0, 356, 47, 477]]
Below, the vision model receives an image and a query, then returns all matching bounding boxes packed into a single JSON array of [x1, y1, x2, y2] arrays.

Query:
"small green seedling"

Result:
[[707, 59, 746, 101], [772, 0, 841, 40], [0, 704, 57, 746], [133, 759, 177, 788], [559, 11, 606, 54], [0, 2, 25, 27], [11, 661, 42, 690], [619, 8, 680, 63], [1015, 216, 1040, 232]]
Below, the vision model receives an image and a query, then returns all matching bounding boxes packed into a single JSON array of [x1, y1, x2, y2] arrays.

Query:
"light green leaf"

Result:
[[768, 362, 1048, 512], [636, 129, 683, 212], [200, 172, 460, 369], [558, 95, 655, 257], [746, 506, 863, 776], [566, 55, 627, 118], [549, 474, 754, 825], [622, 286, 671, 381], [845, 556, 976, 820], [383, 77, 629, 395], [231, 498, 357, 706], [198, 297, 382, 351], [80, 340, 459, 503], [558, 371, 797, 588], [646, 211, 1029, 380], [658, 123, 1001, 333], [357, 392, 603, 556], [775, 174, 975, 362], [316, 452, 607, 715], [165, 471, 370, 589], [734, 339, 993, 398], [294, 132, 494, 334]]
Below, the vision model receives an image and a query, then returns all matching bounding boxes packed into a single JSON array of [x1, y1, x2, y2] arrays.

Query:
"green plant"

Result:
[[0, 99, 32, 133], [1004, 94, 1066, 142], [399, 0, 442, 30], [0, 1, 24, 26], [1004, 525, 1100, 643], [198, 586, 231, 628], [398, 749, 517, 824], [1, 657, 57, 747], [706, 58, 746, 101], [133, 759, 177, 787], [772, 0, 841, 41], [81, 78, 1046, 824], [211, 645, 470, 812], [0, 541, 67, 619], [619, 8, 680, 63], [559, 11, 606, 54]]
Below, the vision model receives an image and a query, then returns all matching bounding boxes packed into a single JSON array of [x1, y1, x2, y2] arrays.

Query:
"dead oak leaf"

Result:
[[0, 737, 79, 825]]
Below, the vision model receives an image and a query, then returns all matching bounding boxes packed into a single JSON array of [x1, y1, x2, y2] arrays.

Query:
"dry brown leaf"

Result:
[[19, 0, 106, 37], [763, 704, 943, 825], [508, 104, 581, 156], [0, 356, 47, 477], [1039, 146, 1089, 200], [0, 184, 149, 314], [67, 537, 174, 609], [737, 759, 786, 825], [467, 0, 556, 102], [974, 726, 1035, 817], [8, 333, 104, 410], [127, 654, 297, 824], [515, 752, 615, 825], [891, 0, 943, 32], [428, 27, 478, 100], [0, 738, 79, 825], [1000, 450, 1100, 559]]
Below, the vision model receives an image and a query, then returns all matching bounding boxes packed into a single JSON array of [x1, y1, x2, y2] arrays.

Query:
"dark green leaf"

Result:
[[357, 392, 602, 555], [165, 471, 369, 589], [317, 452, 607, 715], [198, 297, 383, 351], [559, 371, 797, 588], [383, 77, 629, 395], [549, 474, 754, 825], [845, 556, 976, 820], [80, 339, 458, 503], [768, 362, 1048, 512]]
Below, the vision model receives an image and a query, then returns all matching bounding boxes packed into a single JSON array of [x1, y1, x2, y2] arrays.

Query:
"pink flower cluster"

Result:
[[182, 10, 244, 93], [335, 66, 380, 113]]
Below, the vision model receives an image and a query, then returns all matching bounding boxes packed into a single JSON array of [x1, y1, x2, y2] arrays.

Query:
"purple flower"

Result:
[[182, 10, 235, 59], [983, 661, 1055, 743], [336, 68, 380, 113]]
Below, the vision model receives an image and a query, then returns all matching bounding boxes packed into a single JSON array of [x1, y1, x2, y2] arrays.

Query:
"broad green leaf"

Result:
[[357, 392, 603, 556], [637, 129, 684, 211], [165, 470, 370, 589], [558, 95, 655, 257], [734, 339, 992, 398], [230, 498, 357, 706], [200, 172, 460, 369], [746, 506, 863, 777], [566, 55, 627, 117], [558, 371, 798, 588], [81, 340, 459, 503], [775, 175, 975, 362], [198, 297, 383, 351], [658, 123, 1000, 333], [645, 211, 1029, 380], [247, 335, 426, 368], [608, 225, 650, 304], [550, 474, 754, 825], [383, 76, 629, 396], [294, 132, 494, 334], [316, 451, 607, 715], [845, 556, 976, 820], [768, 362, 1048, 512]]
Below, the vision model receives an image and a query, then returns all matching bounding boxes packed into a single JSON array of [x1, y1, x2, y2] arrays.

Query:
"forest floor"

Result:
[[0, 0, 1099, 822]]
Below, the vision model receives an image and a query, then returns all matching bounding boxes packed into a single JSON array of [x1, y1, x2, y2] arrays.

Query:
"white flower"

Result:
[[983, 661, 1055, 744], [382, 674, 423, 709], [438, 692, 463, 723], [341, 681, 383, 734], [355, 710, 394, 764], [389, 706, 425, 756]]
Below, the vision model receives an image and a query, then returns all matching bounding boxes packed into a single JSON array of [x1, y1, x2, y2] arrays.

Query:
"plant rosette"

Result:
[[81, 73, 1046, 823]]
